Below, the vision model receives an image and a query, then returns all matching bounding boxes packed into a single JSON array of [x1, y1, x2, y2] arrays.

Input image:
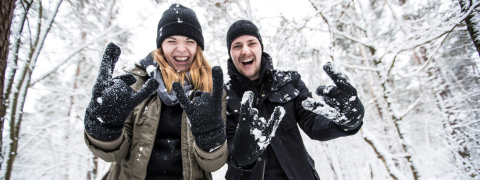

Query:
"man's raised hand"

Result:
[[316, 62, 364, 131], [231, 91, 285, 167]]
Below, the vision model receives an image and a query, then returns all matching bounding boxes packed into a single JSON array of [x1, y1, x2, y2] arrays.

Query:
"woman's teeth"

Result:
[[174, 57, 188, 61]]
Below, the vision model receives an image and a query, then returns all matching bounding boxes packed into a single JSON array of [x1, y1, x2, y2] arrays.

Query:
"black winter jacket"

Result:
[[225, 53, 362, 180]]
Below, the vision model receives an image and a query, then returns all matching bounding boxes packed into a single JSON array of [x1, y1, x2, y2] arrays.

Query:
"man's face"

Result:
[[230, 35, 262, 81], [161, 35, 197, 72]]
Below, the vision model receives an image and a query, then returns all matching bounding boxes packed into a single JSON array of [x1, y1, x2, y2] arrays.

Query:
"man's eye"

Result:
[[249, 43, 256, 46], [233, 45, 241, 49]]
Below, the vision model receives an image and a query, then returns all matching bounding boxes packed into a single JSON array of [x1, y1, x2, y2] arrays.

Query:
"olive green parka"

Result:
[[84, 64, 228, 180]]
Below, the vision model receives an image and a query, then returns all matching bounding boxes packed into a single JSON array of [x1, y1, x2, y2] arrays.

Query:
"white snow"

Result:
[[349, 96, 356, 101], [96, 97, 103, 104], [146, 65, 156, 76], [241, 91, 254, 105], [302, 97, 340, 119]]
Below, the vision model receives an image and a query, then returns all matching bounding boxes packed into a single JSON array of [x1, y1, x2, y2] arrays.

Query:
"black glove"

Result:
[[172, 66, 226, 150], [84, 43, 160, 141], [316, 62, 364, 131], [231, 91, 285, 167]]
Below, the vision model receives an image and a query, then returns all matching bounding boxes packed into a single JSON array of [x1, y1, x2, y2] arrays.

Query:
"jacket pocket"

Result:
[[226, 94, 241, 116], [267, 83, 299, 104], [268, 83, 298, 131]]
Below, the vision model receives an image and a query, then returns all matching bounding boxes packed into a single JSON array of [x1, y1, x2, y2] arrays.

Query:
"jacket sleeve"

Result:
[[83, 67, 146, 162], [84, 112, 134, 162], [193, 90, 229, 172], [294, 73, 362, 141]]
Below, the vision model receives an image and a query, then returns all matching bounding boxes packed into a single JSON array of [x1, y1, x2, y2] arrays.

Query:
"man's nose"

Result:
[[241, 44, 250, 55]]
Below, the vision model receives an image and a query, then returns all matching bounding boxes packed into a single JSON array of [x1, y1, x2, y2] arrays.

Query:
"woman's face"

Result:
[[161, 35, 197, 72]]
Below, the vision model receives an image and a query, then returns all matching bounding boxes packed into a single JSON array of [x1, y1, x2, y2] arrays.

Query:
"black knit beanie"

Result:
[[156, 4, 204, 50], [226, 20, 263, 58]]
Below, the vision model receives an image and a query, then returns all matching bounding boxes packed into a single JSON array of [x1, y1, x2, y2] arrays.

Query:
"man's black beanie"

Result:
[[156, 4, 204, 50], [226, 20, 263, 58]]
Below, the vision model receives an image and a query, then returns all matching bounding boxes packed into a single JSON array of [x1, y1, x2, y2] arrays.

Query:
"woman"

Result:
[[83, 4, 227, 180]]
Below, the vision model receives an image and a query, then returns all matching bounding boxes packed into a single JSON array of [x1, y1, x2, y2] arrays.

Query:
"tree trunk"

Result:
[[459, 0, 480, 57], [0, 0, 17, 170]]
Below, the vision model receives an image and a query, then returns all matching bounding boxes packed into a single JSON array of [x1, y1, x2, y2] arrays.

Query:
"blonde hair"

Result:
[[153, 45, 213, 93]]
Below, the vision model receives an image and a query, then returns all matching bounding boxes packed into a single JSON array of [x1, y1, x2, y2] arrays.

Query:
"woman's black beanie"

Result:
[[156, 4, 204, 50], [226, 20, 263, 58]]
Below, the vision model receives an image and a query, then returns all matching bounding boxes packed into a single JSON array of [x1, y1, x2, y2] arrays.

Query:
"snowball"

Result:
[[146, 65, 156, 76]]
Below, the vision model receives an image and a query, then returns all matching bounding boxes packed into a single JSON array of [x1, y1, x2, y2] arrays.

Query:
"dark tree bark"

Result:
[[459, 0, 480, 57], [0, 0, 17, 169]]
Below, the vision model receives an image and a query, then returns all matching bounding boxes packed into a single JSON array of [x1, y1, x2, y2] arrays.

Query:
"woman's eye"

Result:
[[187, 41, 196, 44]]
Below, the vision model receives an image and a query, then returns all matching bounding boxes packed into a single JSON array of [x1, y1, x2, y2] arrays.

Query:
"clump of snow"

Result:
[[327, 62, 346, 79], [241, 91, 254, 105], [178, 18, 183, 23], [250, 106, 285, 151], [294, 89, 299, 96], [146, 65, 156, 76], [143, 106, 148, 114], [97, 117, 104, 123], [333, 114, 350, 125], [302, 97, 340, 119], [349, 96, 356, 101], [283, 94, 291, 101], [323, 86, 334, 94], [96, 97, 103, 104]]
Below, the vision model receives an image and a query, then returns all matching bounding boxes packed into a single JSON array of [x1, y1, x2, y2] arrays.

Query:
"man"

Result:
[[224, 20, 364, 180]]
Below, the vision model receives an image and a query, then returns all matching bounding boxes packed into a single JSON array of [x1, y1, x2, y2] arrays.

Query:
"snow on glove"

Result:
[[231, 91, 285, 167], [172, 66, 226, 151], [316, 62, 364, 131], [84, 43, 160, 141]]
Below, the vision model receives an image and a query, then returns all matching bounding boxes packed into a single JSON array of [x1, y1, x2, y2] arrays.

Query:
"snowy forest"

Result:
[[1, 0, 479, 179]]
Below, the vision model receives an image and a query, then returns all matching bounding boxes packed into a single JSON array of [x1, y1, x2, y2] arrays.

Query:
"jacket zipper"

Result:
[[185, 112, 193, 180], [261, 160, 266, 180]]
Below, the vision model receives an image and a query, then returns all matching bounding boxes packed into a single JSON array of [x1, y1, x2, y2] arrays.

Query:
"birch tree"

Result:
[[0, 0, 17, 170], [2, 0, 136, 179]]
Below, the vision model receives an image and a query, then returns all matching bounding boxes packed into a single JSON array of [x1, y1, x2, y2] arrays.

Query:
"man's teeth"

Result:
[[242, 59, 253, 63], [174, 57, 188, 61]]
